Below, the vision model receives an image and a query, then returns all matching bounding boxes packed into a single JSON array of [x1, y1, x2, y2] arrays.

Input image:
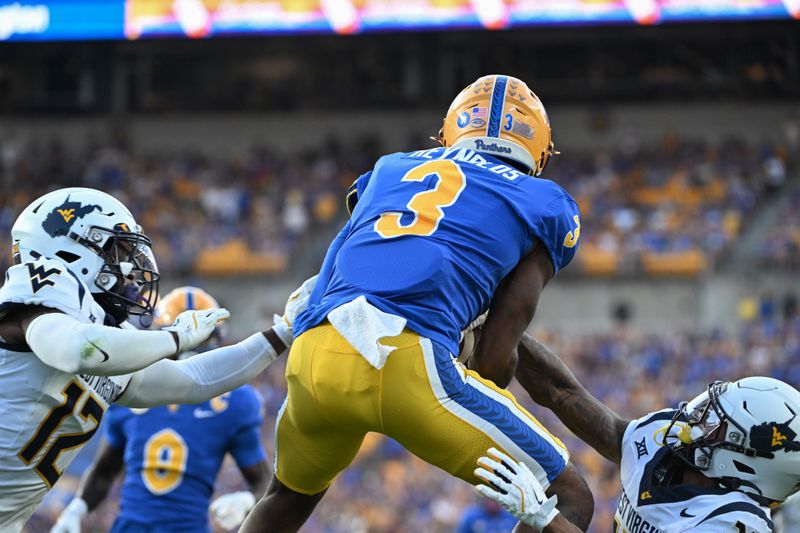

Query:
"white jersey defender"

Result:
[[0, 258, 131, 530], [476, 337, 800, 533], [0, 187, 302, 532], [615, 409, 773, 533]]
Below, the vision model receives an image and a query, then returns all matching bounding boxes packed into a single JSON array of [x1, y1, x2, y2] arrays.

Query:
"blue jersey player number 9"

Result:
[[374, 160, 466, 239]]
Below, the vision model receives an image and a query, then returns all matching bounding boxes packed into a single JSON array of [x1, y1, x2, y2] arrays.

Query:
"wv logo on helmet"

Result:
[[751, 420, 800, 455], [41, 195, 102, 238]]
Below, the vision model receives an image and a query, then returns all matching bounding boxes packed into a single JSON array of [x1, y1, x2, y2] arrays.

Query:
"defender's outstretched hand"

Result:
[[273, 275, 318, 346], [210, 491, 256, 530], [284, 275, 318, 328], [475, 447, 560, 531], [164, 308, 230, 354]]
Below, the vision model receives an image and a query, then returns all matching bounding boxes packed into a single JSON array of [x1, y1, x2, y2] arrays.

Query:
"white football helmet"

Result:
[[11, 187, 159, 325], [665, 377, 800, 504]]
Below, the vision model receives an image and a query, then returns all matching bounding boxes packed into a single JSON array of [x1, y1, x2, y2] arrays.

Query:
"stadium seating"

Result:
[[0, 135, 790, 279]]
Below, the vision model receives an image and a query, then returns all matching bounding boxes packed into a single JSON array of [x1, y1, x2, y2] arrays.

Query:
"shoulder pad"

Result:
[[621, 409, 680, 461], [514, 182, 581, 273], [0, 259, 88, 317]]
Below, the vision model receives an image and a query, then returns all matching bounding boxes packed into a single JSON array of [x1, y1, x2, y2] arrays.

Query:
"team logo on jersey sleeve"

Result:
[[27, 262, 61, 293], [42, 195, 102, 237], [750, 419, 800, 456], [563, 215, 581, 248]]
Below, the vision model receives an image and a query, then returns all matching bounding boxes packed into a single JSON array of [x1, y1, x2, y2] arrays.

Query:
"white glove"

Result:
[[475, 447, 560, 531], [210, 491, 256, 530], [273, 275, 318, 346], [163, 308, 230, 354], [50, 497, 87, 533]]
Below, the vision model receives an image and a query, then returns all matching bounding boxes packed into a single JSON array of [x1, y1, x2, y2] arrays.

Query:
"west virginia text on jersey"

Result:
[[294, 146, 580, 355]]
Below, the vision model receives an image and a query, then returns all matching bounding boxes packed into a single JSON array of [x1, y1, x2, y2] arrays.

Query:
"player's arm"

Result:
[[16, 305, 226, 376], [228, 391, 271, 499], [468, 239, 554, 388], [117, 326, 286, 407], [241, 461, 270, 498], [77, 441, 125, 511], [210, 461, 270, 530], [515, 516, 583, 533], [50, 441, 124, 533], [516, 334, 629, 464], [117, 277, 316, 407], [210, 389, 270, 530]]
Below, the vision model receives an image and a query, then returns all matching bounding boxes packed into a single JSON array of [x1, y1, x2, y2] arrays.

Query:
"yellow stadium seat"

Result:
[[194, 239, 288, 276], [641, 249, 708, 277], [578, 246, 620, 276]]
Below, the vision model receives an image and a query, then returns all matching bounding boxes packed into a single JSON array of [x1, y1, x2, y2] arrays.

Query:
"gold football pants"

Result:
[[274, 323, 569, 495]]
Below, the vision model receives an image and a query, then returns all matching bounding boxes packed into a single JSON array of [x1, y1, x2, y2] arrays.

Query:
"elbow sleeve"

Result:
[[26, 313, 177, 376], [118, 332, 277, 408]]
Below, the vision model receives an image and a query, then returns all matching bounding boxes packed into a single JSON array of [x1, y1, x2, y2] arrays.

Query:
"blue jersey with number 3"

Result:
[[294, 147, 580, 354], [104, 385, 265, 532]]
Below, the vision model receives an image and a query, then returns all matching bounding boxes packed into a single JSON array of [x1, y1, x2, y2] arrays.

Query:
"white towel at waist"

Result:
[[327, 295, 407, 369]]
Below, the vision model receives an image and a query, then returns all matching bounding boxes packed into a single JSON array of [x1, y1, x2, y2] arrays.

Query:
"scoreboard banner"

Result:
[[0, 0, 797, 41]]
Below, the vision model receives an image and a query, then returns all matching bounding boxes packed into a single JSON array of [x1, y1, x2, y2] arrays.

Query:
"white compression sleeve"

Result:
[[25, 312, 178, 376], [116, 332, 279, 408]]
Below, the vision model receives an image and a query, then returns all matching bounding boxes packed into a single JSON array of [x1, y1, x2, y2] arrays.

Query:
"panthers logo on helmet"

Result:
[[750, 419, 800, 456], [42, 195, 102, 238]]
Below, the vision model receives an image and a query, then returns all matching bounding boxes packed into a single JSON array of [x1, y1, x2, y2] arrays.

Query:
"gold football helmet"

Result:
[[154, 286, 220, 327], [436, 75, 557, 176], [153, 286, 226, 353]]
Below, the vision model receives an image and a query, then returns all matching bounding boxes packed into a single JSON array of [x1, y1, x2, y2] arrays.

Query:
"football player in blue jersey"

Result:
[[474, 335, 800, 532], [240, 75, 593, 533], [50, 286, 270, 533]]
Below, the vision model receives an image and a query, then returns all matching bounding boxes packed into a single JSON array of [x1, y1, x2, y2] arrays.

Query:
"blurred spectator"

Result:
[[457, 500, 517, 533], [759, 185, 800, 269]]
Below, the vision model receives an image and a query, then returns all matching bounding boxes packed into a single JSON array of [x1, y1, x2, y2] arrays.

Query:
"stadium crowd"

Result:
[[6, 131, 797, 530], [759, 184, 800, 269], [27, 290, 799, 533], [552, 136, 790, 276], [0, 134, 792, 278], [0, 134, 380, 276]]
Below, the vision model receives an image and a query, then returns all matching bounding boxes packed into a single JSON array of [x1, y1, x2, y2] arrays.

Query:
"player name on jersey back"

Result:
[[408, 146, 527, 181]]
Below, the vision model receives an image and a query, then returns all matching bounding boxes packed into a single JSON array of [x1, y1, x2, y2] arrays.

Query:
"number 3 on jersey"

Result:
[[375, 160, 466, 238], [142, 428, 188, 495]]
